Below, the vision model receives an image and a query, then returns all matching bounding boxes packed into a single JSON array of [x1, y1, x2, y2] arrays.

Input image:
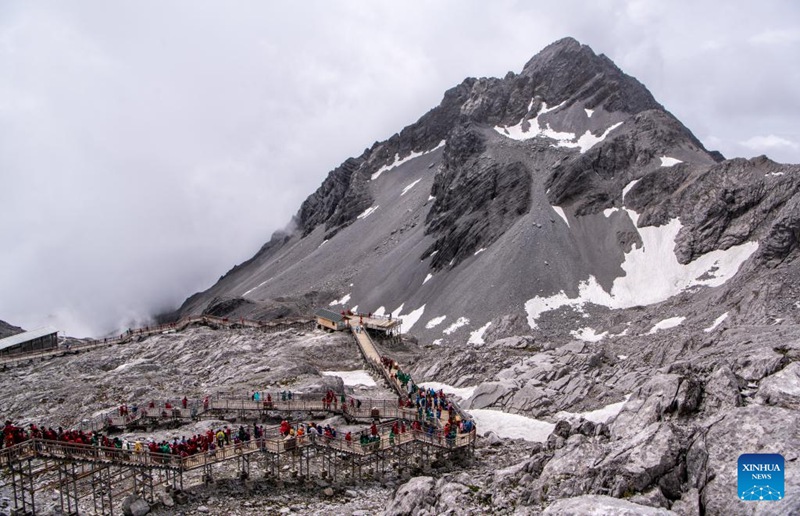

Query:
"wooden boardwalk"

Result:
[[0, 315, 476, 515]]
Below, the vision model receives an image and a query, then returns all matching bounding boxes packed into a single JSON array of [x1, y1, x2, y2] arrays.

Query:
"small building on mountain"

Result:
[[314, 309, 348, 331], [0, 327, 59, 356]]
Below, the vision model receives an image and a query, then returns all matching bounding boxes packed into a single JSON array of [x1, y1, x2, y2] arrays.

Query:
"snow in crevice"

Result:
[[648, 316, 686, 334], [423, 273, 433, 285], [329, 293, 351, 307], [570, 327, 608, 342], [443, 317, 469, 335], [766, 172, 785, 177], [468, 322, 492, 345], [552, 206, 569, 227], [622, 179, 639, 201], [401, 178, 422, 196], [357, 205, 379, 220], [425, 316, 447, 329], [703, 312, 729, 333], [524, 208, 758, 329], [585, 108, 594, 118], [318, 239, 328, 249], [495, 101, 622, 154], [555, 122, 624, 154], [469, 409, 555, 442], [603, 208, 620, 218], [660, 156, 683, 167], [370, 140, 445, 181], [474, 248, 486, 256]]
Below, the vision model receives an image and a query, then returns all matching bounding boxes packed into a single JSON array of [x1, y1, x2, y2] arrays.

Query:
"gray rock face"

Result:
[[755, 361, 800, 409], [542, 494, 676, 515], [423, 126, 532, 271]]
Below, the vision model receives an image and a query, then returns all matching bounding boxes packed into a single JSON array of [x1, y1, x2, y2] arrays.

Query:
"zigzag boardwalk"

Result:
[[0, 316, 475, 515]]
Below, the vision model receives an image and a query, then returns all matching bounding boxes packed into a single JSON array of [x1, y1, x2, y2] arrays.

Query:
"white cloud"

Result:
[[740, 135, 799, 150], [1, 1, 798, 336], [749, 29, 800, 46]]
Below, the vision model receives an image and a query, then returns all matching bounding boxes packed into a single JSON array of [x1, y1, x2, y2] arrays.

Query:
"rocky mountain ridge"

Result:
[[87, 37, 800, 513]]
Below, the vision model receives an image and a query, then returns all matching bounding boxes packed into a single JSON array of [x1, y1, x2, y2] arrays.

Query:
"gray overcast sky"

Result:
[[1, 1, 799, 337]]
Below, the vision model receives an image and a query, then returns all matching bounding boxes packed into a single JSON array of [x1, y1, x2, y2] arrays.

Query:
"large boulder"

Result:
[[383, 476, 436, 516], [755, 361, 800, 409], [121, 496, 150, 516]]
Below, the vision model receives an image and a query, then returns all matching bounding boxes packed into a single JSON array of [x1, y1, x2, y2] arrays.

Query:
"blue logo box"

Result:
[[738, 453, 784, 501]]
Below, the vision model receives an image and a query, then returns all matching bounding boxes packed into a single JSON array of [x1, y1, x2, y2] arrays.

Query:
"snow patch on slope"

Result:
[[401, 178, 422, 196], [524, 209, 758, 329], [470, 409, 555, 442], [622, 180, 639, 201], [423, 273, 433, 285], [704, 312, 728, 333], [397, 305, 425, 332], [552, 206, 569, 227], [648, 316, 686, 334], [570, 327, 608, 342], [443, 317, 470, 335], [357, 205, 379, 220], [494, 102, 622, 154], [371, 140, 445, 181], [468, 322, 492, 345], [426, 316, 447, 329], [660, 156, 683, 167], [329, 293, 351, 307]]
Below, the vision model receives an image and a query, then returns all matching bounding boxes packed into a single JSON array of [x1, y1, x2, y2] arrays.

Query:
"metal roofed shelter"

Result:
[[0, 327, 59, 356], [314, 309, 348, 331]]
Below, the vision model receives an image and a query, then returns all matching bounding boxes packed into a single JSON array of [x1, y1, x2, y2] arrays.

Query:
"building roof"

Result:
[[314, 308, 345, 323], [0, 326, 59, 352]]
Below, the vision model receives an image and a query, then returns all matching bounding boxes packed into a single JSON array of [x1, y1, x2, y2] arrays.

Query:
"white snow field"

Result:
[[495, 102, 623, 153], [329, 293, 351, 306], [370, 140, 445, 180], [467, 322, 492, 345], [704, 312, 729, 333], [470, 409, 555, 442], [321, 370, 377, 387], [396, 304, 425, 332], [555, 396, 630, 424], [425, 315, 447, 329], [660, 156, 683, 167], [443, 317, 470, 335], [647, 316, 686, 334], [524, 209, 758, 329]]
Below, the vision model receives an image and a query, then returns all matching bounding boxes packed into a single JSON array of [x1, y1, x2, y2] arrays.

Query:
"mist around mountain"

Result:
[[4, 37, 798, 514]]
